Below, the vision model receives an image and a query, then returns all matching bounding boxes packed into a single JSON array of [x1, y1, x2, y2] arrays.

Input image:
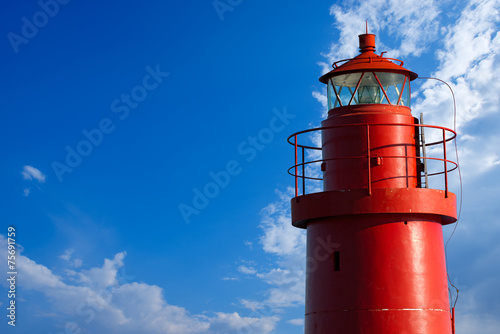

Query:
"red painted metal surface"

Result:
[[290, 33, 458, 333], [291, 188, 457, 227], [305, 215, 451, 333]]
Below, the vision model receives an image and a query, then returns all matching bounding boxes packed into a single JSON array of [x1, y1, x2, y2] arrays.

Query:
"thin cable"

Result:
[[417, 77, 462, 310]]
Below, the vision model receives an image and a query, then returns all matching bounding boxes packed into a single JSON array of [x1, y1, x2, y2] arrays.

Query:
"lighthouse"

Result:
[[289, 32, 458, 333]]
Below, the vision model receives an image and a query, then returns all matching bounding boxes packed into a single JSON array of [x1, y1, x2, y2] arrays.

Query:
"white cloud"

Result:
[[238, 265, 257, 275], [288, 318, 304, 326], [22, 165, 46, 183], [256, 266, 305, 308], [259, 188, 305, 256], [23, 188, 31, 196], [434, 0, 500, 82], [73, 258, 83, 268], [239, 299, 264, 311], [206, 312, 279, 334], [414, 0, 500, 130], [413, 0, 500, 182], [59, 248, 84, 268], [59, 249, 74, 261], [312, 91, 327, 109], [325, 0, 441, 62], [0, 235, 278, 334], [72, 252, 125, 290], [109, 282, 209, 333], [233, 188, 307, 310], [17, 255, 66, 290]]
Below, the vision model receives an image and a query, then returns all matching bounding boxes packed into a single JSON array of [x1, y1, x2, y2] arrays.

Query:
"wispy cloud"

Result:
[[238, 265, 257, 275], [221, 277, 239, 281], [234, 188, 306, 312], [413, 0, 500, 181], [415, 0, 500, 128], [243, 240, 253, 249], [22, 165, 46, 183], [59, 249, 83, 268], [321, 0, 441, 71], [259, 189, 305, 256], [205, 312, 279, 334], [287, 318, 304, 326], [59, 249, 74, 261]]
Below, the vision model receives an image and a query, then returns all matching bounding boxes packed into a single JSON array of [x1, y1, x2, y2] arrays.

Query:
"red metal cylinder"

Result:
[[304, 215, 451, 333], [359, 33, 376, 53], [322, 105, 418, 190]]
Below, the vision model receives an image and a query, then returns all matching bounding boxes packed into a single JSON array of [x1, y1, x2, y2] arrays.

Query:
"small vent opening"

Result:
[[333, 251, 340, 271]]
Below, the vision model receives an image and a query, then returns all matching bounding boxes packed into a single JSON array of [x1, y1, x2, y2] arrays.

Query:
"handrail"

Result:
[[287, 156, 459, 178], [288, 123, 458, 197], [332, 56, 405, 69], [288, 123, 457, 148]]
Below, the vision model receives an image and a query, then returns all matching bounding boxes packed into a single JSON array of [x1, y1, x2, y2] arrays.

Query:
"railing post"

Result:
[[443, 129, 448, 198], [367, 124, 372, 195], [420, 115, 429, 188], [295, 135, 298, 198], [302, 147, 306, 196], [451, 307, 456, 334]]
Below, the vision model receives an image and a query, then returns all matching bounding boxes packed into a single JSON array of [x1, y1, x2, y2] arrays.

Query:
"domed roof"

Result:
[[319, 34, 418, 84]]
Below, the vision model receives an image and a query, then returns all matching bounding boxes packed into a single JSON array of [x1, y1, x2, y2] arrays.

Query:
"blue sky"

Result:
[[1, 0, 499, 333]]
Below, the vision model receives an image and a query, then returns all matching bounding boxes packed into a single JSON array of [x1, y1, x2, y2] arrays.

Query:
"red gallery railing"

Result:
[[288, 123, 458, 198]]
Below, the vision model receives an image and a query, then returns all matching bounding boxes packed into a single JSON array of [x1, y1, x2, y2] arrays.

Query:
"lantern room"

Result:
[[325, 72, 411, 108]]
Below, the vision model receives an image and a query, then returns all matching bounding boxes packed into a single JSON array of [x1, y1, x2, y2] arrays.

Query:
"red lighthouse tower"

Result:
[[289, 33, 458, 333]]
